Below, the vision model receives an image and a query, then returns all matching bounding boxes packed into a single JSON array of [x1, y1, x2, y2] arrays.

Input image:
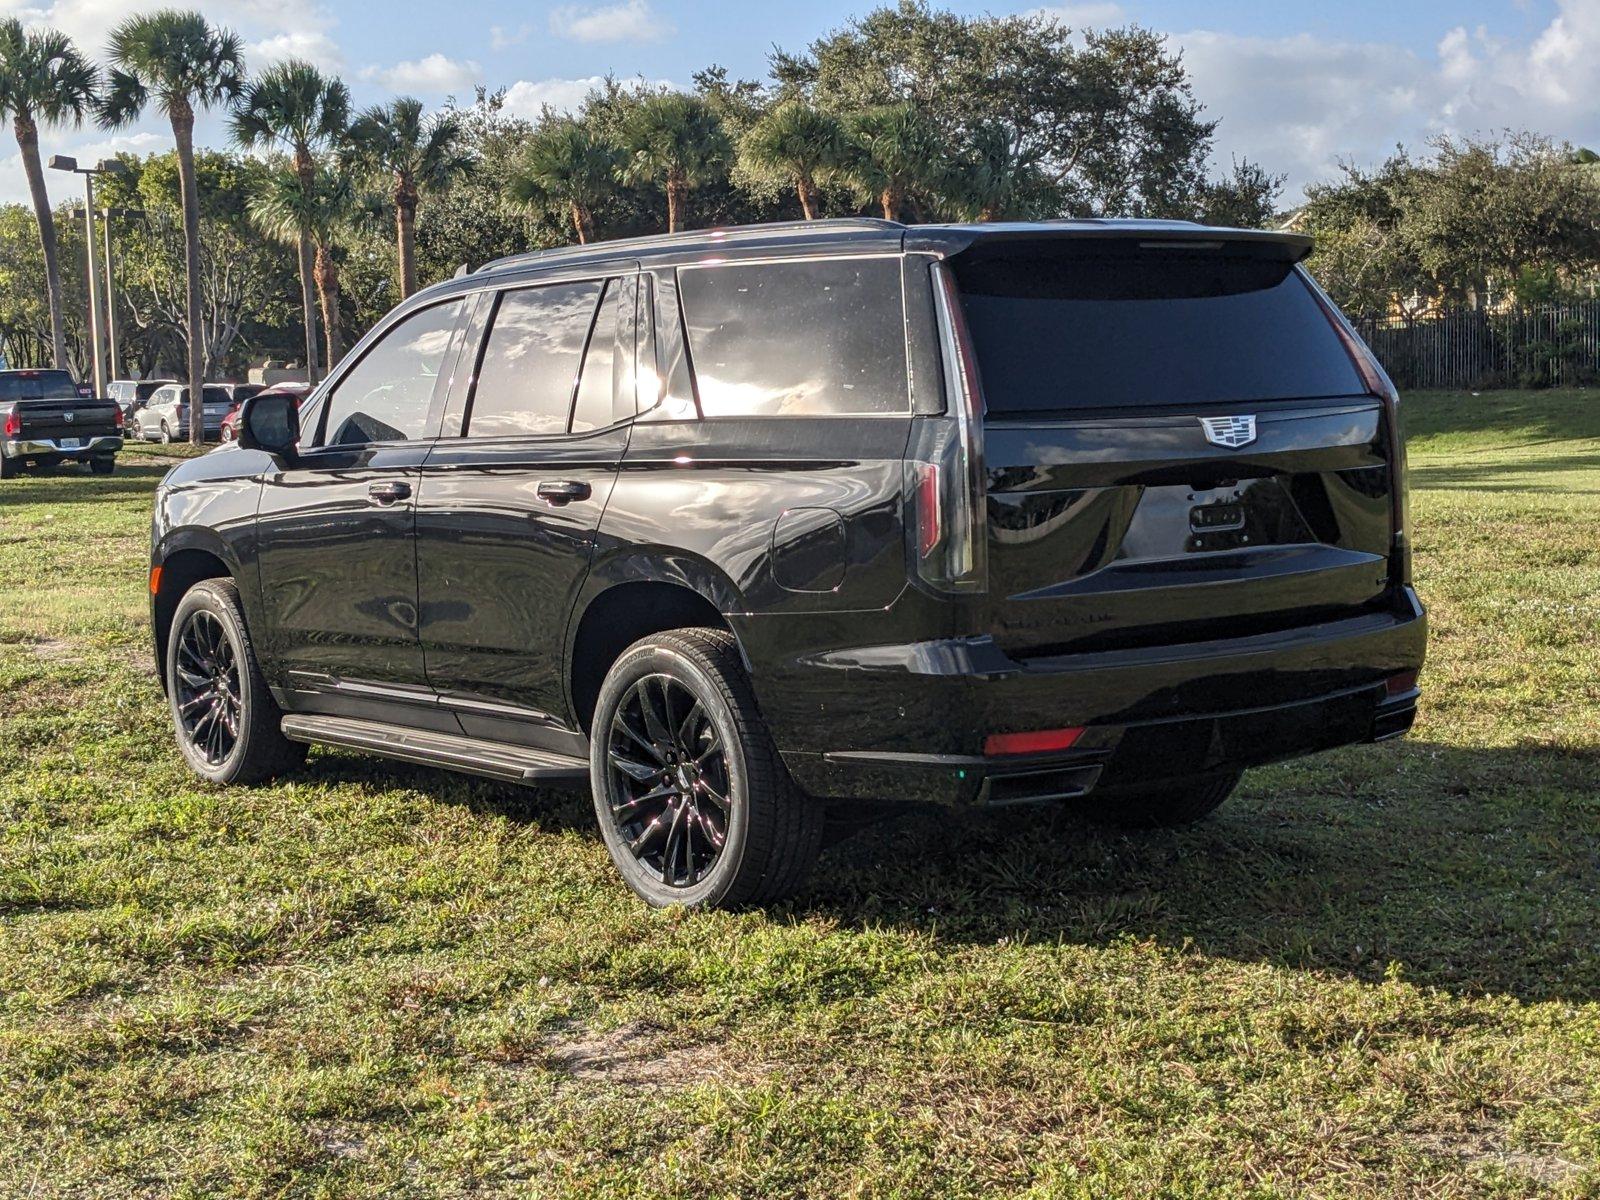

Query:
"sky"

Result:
[[4, 0, 1600, 210]]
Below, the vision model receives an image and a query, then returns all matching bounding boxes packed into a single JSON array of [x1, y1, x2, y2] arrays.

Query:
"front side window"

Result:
[[678, 257, 909, 417], [466, 281, 604, 438], [321, 299, 464, 446]]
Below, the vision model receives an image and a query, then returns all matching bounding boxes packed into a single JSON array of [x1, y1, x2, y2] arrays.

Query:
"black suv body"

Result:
[[150, 218, 1426, 906]]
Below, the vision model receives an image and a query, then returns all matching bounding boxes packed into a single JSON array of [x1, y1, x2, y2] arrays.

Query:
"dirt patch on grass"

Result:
[[542, 1020, 746, 1090], [1416, 1130, 1587, 1187], [27, 637, 81, 663]]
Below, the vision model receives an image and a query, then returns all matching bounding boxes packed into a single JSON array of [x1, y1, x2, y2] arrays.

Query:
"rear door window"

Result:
[[465, 281, 604, 438], [953, 246, 1363, 414], [678, 257, 909, 417]]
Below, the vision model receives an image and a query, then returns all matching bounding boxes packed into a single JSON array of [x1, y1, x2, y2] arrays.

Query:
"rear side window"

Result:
[[954, 247, 1362, 414], [467, 281, 603, 438], [0, 370, 78, 401], [678, 257, 909, 417]]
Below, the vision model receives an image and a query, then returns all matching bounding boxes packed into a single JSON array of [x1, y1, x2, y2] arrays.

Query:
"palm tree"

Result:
[[844, 104, 943, 222], [739, 100, 843, 220], [505, 119, 621, 245], [621, 92, 730, 233], [344, 96, 471, 296], [100, 10, 243, 444], [942, 123, 1040, 222], [0, 20, 99, 371], [230, 58, 347, 382], [250, 164, 363, 369]]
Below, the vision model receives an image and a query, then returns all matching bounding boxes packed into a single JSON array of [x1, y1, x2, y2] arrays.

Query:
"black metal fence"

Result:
[[1352, 303, 1600, 391]]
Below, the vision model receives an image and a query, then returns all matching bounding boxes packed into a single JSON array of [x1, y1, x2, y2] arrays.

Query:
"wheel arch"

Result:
[[151, 531, 247, 691], [565, 557, 742, 734]]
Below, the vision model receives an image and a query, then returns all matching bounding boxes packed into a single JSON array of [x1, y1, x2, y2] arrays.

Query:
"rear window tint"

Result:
[[467, 281, 603, 438], [679, 257, 908, 417], [954, 250, 1362, 414], [0, 371, 78, 401]]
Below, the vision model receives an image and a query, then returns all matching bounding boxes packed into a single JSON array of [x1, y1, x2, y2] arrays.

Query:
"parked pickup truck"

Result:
[[0, 368, 123, 477]]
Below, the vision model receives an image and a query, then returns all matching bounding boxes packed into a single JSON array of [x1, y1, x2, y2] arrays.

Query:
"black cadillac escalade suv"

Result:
[[149, 218, 1426, 907]]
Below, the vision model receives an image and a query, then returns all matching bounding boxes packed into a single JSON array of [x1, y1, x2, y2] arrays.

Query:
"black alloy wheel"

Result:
[[164, 578, 305, 785], [604, 673, 732, 889], [588, 629, 823, 908], [173, 608, 242, 767]]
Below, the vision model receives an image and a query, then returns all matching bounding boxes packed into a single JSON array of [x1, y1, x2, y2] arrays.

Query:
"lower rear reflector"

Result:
[[982, 726, 1085, 757]]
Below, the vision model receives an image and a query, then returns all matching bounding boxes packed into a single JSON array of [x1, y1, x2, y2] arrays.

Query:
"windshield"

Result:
[[0, 370, 80, 401], [954, 247, 1363, 414]]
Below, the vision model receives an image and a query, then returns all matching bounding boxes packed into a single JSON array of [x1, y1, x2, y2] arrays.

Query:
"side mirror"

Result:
[[237, 392, 300, 459]]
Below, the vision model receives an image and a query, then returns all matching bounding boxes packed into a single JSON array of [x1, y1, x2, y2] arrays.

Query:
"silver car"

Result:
[[132, 384, 235, 442]]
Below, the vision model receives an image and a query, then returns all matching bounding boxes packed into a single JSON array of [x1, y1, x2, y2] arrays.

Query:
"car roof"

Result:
[[447, 217, 1311, 287]]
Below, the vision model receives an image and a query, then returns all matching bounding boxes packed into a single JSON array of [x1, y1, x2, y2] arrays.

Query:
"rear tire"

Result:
[[589, 628, 823, 908], [1080, 771, 1242, 829], [158, 422, 171, 444], [166, 578, 305, 785]]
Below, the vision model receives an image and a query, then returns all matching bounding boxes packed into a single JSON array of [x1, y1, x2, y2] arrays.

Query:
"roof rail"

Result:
[[475, 216, 906, 274]]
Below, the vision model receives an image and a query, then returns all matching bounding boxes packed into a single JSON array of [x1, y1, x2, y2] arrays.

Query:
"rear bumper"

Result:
[[773, 589, 1427, 806], [2, 435, 121, 459]]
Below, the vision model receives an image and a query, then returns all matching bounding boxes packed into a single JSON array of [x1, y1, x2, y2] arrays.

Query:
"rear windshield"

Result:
[[0, 370, 79, 401], [953, 247, 1363, 414]]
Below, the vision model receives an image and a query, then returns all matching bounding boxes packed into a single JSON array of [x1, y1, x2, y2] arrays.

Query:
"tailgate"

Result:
[[13, 399, 121, 440], [949, 233, 1399, 658]]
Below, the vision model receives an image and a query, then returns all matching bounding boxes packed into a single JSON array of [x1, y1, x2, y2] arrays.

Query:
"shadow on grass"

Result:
[[3, 462, 172, 507], [808, 738, 1600, 1005], [294, 735, 1600, 1006], [1411, 451, 1600, 491]]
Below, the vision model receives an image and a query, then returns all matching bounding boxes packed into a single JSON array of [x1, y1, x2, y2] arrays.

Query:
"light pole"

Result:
[[100, 206, 134, 381], [48, 156, 127, 396]]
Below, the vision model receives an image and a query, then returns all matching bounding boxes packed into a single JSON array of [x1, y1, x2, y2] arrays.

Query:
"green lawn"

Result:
[[2, 398, 1597, 1198]]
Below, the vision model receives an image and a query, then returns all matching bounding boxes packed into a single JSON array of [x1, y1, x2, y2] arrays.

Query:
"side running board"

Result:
[[280, 714, 591, 786]]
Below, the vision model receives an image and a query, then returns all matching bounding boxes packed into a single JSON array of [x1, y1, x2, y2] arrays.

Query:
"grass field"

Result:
[[1, 392, 1597, 1198]]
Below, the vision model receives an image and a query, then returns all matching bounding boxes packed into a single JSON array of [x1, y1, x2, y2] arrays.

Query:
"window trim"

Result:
[[308, 294, 470, 450], [455, 272, 642, 444], [673, 250, 914, 421]]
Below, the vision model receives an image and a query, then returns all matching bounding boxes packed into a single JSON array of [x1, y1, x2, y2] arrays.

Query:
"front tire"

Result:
[[589, 628, 823, 908], [166, 579, 305, 785], [1080, 771, 1242, 829]]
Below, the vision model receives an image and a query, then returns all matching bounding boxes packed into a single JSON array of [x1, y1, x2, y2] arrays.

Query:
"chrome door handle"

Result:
[[368, 480, 411, 505], [537, 479, 591, 506]]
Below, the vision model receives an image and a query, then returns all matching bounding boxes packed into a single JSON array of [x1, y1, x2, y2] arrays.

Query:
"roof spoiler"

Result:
[[905, 224, 1314, 264]]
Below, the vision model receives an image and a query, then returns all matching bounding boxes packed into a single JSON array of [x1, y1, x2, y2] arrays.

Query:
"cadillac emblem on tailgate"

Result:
[[1199, 414, 1256, 449]]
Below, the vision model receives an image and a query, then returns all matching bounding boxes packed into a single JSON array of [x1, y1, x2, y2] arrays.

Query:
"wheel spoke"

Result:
[[636, 678, 673, 746], [611, 784, 674, 821], [608, 752, 661, 783]]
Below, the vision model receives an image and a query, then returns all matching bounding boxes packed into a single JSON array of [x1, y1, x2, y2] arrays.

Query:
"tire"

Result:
[[158, 422, 172, 444], [165, 578, 305, 785], [589, 628, 823, 908], [1080, 771, 1242, 829], [89, 456, 114, 475], [220, 424, 235, 443]]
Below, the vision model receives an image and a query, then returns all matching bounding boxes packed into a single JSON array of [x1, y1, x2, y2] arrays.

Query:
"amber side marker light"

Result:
[[148, 565, 162, 596], [1385, 670, 1419, 697], [982, 727, 1086, 757]]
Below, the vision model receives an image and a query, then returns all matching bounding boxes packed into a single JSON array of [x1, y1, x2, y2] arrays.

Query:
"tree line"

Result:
[[7, 1, 1600, 438]]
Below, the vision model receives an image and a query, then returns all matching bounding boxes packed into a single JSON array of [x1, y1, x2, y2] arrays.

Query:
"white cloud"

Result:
[[501, 75, 674, 120], [360, 54, 481, 96], [1177, 0, 1600, 203], [549, 0, 672, 44], [490, 23, 531, 51]]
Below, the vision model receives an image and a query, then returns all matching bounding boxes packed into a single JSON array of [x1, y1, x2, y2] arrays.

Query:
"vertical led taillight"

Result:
[[907, 262, 987, 593], [1303, 270, 1411, 586]]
